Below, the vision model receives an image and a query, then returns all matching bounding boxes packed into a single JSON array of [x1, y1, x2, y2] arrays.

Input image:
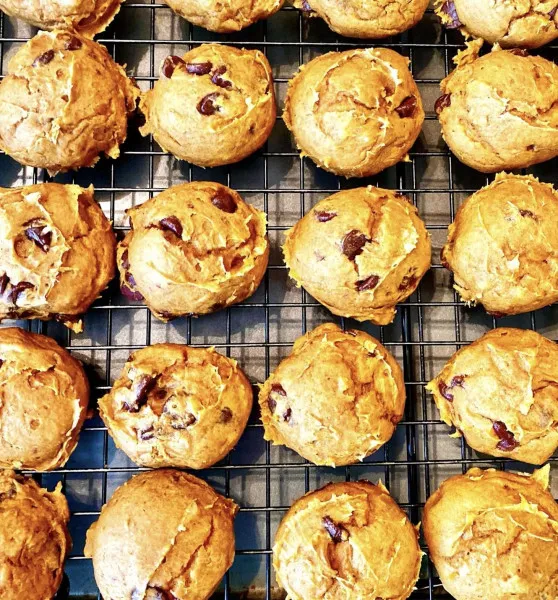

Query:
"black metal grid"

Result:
[[0, 1, 557, 598]]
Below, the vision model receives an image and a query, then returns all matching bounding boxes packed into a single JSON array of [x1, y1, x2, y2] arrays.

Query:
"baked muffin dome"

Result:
[[427, 328, 558, 465], [0, 31, 138, 174], [0, 0, 123, 37], [436, 0, 558, 49], [99, 343, 253, 469], [296, 0, 429, 39], [441, 173, 558, 316], [0, 470, 71, 600], [423, 466, 558, 600], [85, 469, 238, 600], [0, 327, 89, 471], [436, 47, 558, 173], [0, 183, 116, 333], [283, 187, 431, 325], [117, 182, 269, 321], [274, 480, 422, 600], [259, 323, 405, 467], [140, 44, 276, 167], [284, 49, 424, 178], [162, 0, 283, 32]]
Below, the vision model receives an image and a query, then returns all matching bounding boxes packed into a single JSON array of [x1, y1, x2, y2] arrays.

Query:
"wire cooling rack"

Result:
[[1, 1, 558, 598]]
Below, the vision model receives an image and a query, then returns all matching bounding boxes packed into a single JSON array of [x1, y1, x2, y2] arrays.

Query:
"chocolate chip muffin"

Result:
[[0, 470, 71, 600], [436, 0, 558, 49], [140, 44, 276, 167], [259, 323, 405, 467], [0, 0, 123, 37], [427, 328, 558, 465], [117, 182, 269, 321], [85, 469, 238, 600], [283, 49, 424, 178], [441, 173, 558, 316], [162, 0, 283, 32], [99, 343, 252, 469], [0, 31, 138, 175], [423, 465, 558, 600], [295, 0, 429, 39], [284, 187, 430, 325], [436, 46, 558, 173], [0, 327, 89, 471], [0, 183, 116, 333], [274, 480, 422, 600]]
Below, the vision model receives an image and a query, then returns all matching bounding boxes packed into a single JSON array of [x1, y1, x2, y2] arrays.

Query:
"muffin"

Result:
[[259, 323, 405, 467], [162, 0, 283, 32], [283, 49, 424, 178], [436, 46, 558, 172], [273, 480, 422, 600], [85, 469, 238, 600], [0, 183, 116, 333], [0, 0, 123, 37], [296, 0, 429, 39], [283, 187, 431, 325], [117, 182, 269, 321], [423, 465, 558, 600], [140, 44, 276, 167], [0, 327, 89, 471], [99, 343, 253, 469], [0, 30, 138, 174], [436, 0, 558, 49], [427, 328, 558, 465], [441, 173, 558, 316], [0, 470, 71, 600]]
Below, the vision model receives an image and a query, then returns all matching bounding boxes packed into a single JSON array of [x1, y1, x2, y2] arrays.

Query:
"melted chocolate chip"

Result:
[[186, 61, 212, 75], [7, 281, 33, 305], [301, 0, 312, 11], [139, 425, 155, 441], [220, 407, 233, 423], [64, 36, 82, 51], [211, 65, 232, 89], [550, 6, 558, 18], [267, 396, 277, 413], [398, 274, 418, 291], [33, 50, 55, 67], [212, 190, 237, 213], [322, 516, 349, 543], [395, 96, 418, 118], [356, 274, 379, 292], [283, 408, 292, 422], [315, 210, 337, 222], [440, 0, 461, 28], [121, 270, 144, 301], [0, 273, 9, 296], [121, 249, 130, 270], [439, 375, 466, 401], [25, 223, 52, 252], [159, 216, 183, 238], [161, 55, 185, 78], [170, 413, 196, 429], [197, 93, 220, 116], [435, 94, 452, 115], [493, 421, 519, 451], [123, 375, 157, 412], [519, 209, 537, 219], [509, 48, 529, 57], [271, 383, 287, 396], [342, 230, 369, 261]]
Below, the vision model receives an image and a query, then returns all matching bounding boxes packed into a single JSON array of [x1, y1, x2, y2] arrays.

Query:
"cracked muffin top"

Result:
[[0, 183, 116, 332], [85, 469, 238, 600], [441, 173, 558, 315], [162, 0, 283, 32], [117, 181, 269, 321], [283, 187, 431, 325], [259, 323, 405, 467], [0, 0, 123, 37], [99, 343, 253, 469], [283, 48, 424, 178], [436, 45, 558, 172], [427, 328, 558, 465], [0, 470, 71, 600], [0, 30, 138, 174], [295, 0, 429, 39], [423, 466, 558, 600], [140, 44, 276, 167], [0, 327, 89, 471], [273, 480, 422, 600], [436, 0, 558, 49]]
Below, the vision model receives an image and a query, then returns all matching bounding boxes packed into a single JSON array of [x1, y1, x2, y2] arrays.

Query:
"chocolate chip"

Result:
[[440, 0, 461, 28], [435, 94, 451, 115], [7, 281, 33, 305], [493, 421, 519, 451], [450, 375, 466, 388], [315, 210, 337, 222], [271, 383, 287, 396], [121, 249, 130, 270], [211, 65, 232, 89], [342, 230, 369, 261], [64, 36, 82, 51], [33, 50, 55, 67], [283, 408, 292, 422], [395, 96, 418, 118], [550, 7, 558, 18], [267, 396, 277, 413], [212, 190, 237, 213], [301, 0, 312, 10], [25, 223, 52, 252], [519, 209, 537, 219], [123, 375, 157, 412], [161, 55, 185, 78], [399, 274, 418, 291], [159, 216, 183, 238], [139, 425, 155, 441], [197, 93, 219, 116], [509, 49, 529, 57], [186, 61, 212, 75], [0, 273, 9, 296], [439, 375, 465, 401], [121, 270, 144, 302], [322, 516, 349, 543], [170, 413, 196, 429], [220, 407, 233, 423], [356, 274, 379, 292]]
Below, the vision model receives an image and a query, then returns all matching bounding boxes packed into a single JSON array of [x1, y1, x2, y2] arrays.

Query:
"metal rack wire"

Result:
[[1, 1, 557, 598]]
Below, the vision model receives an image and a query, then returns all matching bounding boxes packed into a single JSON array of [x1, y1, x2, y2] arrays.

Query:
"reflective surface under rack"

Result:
[[0, 1, 557, 598]]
